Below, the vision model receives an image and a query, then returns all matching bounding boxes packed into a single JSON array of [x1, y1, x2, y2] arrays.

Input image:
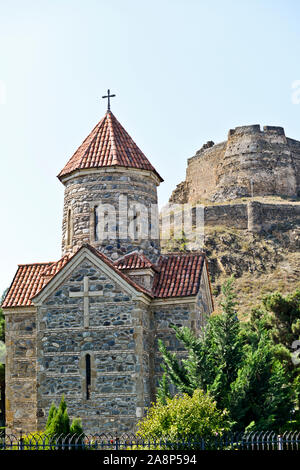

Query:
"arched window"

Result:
[[85, 354, 91, 400]]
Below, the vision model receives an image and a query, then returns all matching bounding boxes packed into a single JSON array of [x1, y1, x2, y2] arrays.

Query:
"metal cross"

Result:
[[102, 89, 116, 111], [69, 276, 103, 328]]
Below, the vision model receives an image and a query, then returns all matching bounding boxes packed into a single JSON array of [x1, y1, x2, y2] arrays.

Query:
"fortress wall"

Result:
[[215, 125, 297, 201], [288, 138, 300, 195], [171, 125, 300, 204], [185, 142, 226, 202], [247, 202, 300, 232], [188, 201, 300, 233], [202, 204, 248, 229]]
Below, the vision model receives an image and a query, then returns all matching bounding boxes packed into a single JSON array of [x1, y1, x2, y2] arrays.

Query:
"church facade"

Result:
[[2, 105, 213, 434]]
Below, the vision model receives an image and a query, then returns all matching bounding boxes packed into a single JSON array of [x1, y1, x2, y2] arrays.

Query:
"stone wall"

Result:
[[202, 204, 248, 229], [170, 124, 300, 204], [4, 309, 37, 434], [189, 201, 300, 233], [61, 168, 161, 263], [36, 259, 153, 434], [247, 201, 300, 232]]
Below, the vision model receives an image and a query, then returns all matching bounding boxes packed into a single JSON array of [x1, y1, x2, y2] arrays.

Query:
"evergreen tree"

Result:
[[158, 277, 294, 430], [45, 402, 57, 430], [70, 418, 84, 437], [156, 373, 171, 404], [45, 395, 84, 437], [0, 308, 4, 344], [228, 329, 293, 430]]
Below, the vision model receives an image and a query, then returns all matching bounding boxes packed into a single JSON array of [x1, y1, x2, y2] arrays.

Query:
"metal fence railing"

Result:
[[0, 431, 299, 451]]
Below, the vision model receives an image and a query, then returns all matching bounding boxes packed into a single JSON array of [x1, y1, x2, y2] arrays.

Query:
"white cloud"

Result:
[[291, 80, 300, 105]]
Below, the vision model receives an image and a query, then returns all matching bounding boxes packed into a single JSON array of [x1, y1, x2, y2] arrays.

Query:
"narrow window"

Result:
[[133, 208, 140, 239], [94, 205, 98, 241], [85, 354, 91, 400], [66, 208, 72, 245]]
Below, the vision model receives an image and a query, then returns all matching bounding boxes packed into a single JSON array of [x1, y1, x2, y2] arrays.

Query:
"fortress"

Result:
[[170, 125, 300, 233]]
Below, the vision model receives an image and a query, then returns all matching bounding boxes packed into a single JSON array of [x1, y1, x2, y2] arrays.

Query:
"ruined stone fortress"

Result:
[[2, 108, 213, 434], [170, 124, 300, 232]]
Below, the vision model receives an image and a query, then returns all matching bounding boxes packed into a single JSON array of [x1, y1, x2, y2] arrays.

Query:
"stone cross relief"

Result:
[[69, 276, 103, 328]]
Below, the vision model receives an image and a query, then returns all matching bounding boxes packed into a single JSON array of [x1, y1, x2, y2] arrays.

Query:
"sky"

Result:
[[0, 0, 300, 296]]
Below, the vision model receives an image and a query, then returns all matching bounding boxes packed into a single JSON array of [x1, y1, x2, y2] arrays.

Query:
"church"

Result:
[[2, 94, 213, 434]]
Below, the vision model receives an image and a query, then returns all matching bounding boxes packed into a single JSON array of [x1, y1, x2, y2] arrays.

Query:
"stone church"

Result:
[[2, 99, 213, 434]]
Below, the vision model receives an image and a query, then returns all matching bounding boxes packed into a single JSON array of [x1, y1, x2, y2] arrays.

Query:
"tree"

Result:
[[158, 277, 294, 431], [0, 308, 4, 344], [137, 389, 232, 442], [158, 277, 244, 409], [0, 288, 7, 343], [45, 395, 83, 437], [156, 373, 171, 405], [228, 330, 294, 431], [248, 289, 300, 426], [250, 290, 300, 354]]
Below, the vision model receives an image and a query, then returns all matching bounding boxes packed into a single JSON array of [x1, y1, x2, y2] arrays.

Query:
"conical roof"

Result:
[[58, 111, 163, 181]]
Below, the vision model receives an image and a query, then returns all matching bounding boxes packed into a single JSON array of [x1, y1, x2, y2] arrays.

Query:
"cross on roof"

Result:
[[102, 89, 116, 111]]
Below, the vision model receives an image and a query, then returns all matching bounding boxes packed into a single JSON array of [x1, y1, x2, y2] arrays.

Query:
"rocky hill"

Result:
[[166, 124, 300, 318]]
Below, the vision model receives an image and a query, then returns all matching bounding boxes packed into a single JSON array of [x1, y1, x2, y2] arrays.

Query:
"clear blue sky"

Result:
[[1, 0, 300, 295]]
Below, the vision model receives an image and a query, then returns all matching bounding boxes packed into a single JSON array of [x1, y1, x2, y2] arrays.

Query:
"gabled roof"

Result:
[[2, 246, 209, 308], [114, 251, 156, 271], [152, 252, 205, 298], [2, 245, 153, 308], [58, 111, 163, 182]]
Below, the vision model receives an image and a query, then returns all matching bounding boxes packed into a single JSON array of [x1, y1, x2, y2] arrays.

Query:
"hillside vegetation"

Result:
[[162, 223, 300, 320]]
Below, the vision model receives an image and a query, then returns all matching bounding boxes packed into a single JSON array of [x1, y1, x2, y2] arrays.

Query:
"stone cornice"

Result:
[[59, 166, 162, 187], [151, 296, 196, 306], [2, 307, 37, 315]]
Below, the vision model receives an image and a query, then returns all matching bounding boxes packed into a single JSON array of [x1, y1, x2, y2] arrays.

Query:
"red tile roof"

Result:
[[2, 255, 73, 308], [152, 253, 205, 298], [2, 262, 53, 308], [1, 246, 153, 308], [58, 111, 163, 182], [114, 252, 155, 270], [2, 248, 208, 307], [40, 254, 72, 278]]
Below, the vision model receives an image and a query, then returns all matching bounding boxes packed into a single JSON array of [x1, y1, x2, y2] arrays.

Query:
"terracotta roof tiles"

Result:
[[2, 262, 53, 308], [114, 252, 155, 270], [152, 253, 205, 298], [2, 248, 207, 308], [58, 111, 163, 182]]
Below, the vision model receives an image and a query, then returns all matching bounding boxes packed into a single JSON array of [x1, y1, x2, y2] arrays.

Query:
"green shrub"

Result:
[[136, 389, 232, 449]]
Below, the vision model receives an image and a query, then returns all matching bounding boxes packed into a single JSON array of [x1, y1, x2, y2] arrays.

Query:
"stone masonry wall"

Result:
[[170, 125, 300, 204], [247, 201, 300, 232], [61, 169, 161, 263], [5, 309, 37, 434], [36, 258, 153, 434], [188, 201, 300, 233]]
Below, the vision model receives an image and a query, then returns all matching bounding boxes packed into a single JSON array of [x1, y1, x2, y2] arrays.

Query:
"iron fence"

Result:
[[0, 431, 299, 451]]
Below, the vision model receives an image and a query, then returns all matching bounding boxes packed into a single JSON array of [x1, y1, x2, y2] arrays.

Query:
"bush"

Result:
[[136, 389, 232, 449]]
